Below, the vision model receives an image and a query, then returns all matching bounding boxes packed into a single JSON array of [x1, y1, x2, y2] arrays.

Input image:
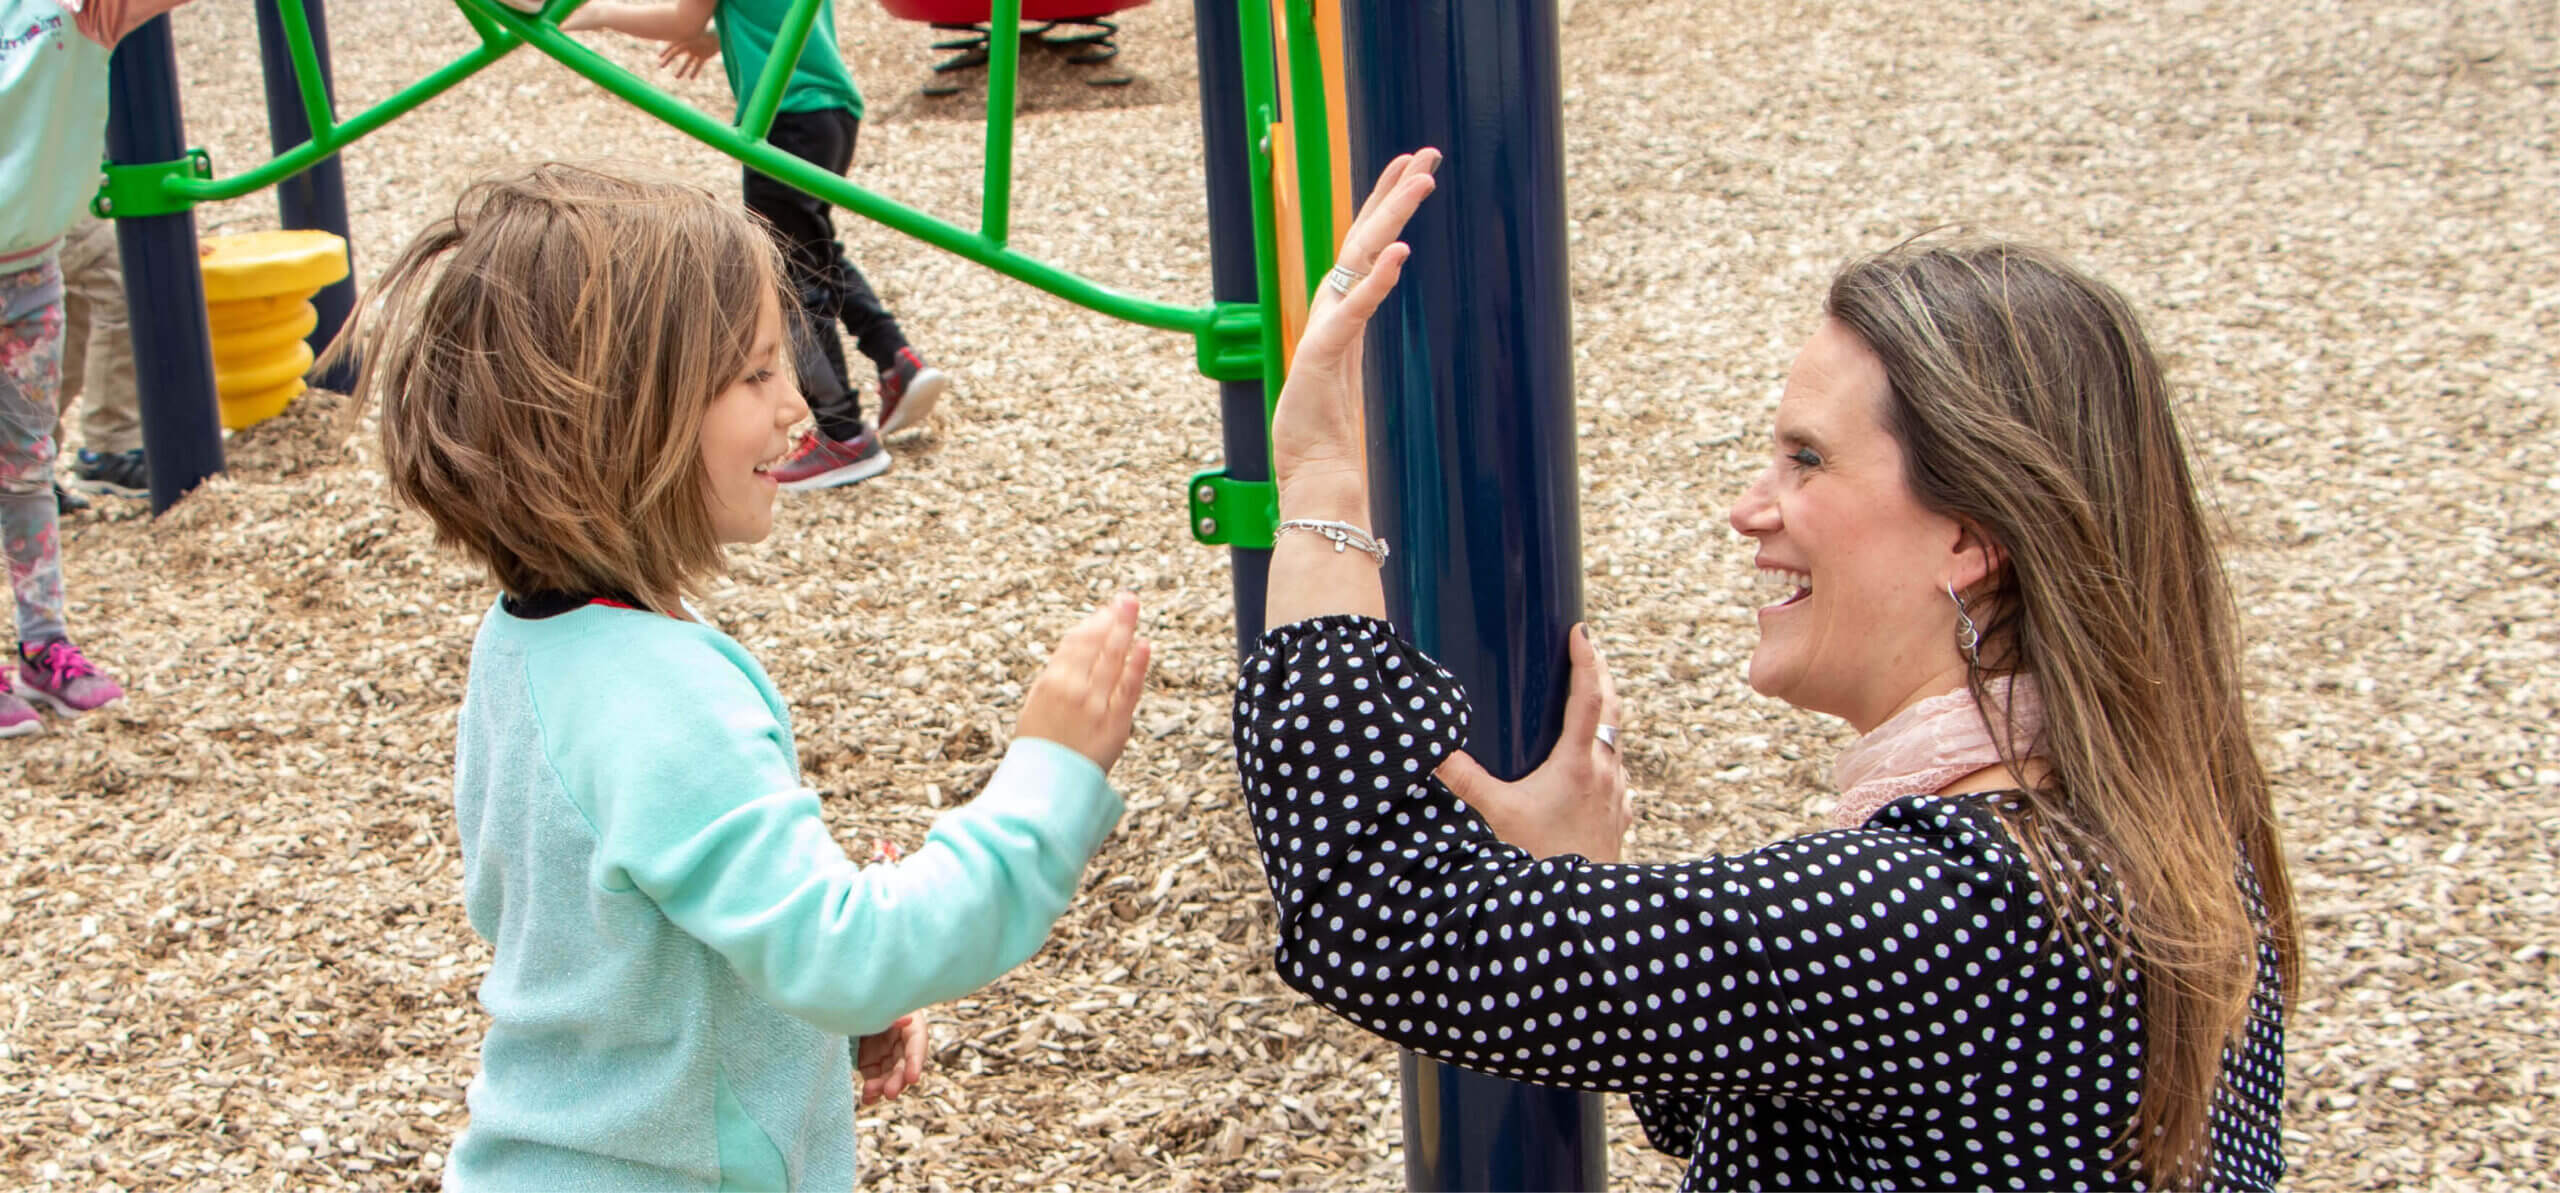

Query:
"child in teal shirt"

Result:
[[336, 162, 1149, 1190]]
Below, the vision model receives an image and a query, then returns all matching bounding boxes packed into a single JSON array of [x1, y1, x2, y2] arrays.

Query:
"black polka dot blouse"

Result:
[[1231, 616, 2288, 1191]]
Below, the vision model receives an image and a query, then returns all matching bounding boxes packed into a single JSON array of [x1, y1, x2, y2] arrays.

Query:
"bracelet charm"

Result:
[[1275, 518, 1390, 566]]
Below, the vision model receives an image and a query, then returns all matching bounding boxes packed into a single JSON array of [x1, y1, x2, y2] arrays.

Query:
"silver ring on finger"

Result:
[[1594, 723, 1619, 752], [1323, 262, 1367, 297]]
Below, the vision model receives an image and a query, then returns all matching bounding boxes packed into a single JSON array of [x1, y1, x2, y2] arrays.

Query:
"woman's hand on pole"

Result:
[[1437, 625, 1633, 862]]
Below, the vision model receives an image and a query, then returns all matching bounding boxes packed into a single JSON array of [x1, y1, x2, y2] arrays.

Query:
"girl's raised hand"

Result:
[[1016, 594, 1151, 773], [1269, 148, 1441, 495]]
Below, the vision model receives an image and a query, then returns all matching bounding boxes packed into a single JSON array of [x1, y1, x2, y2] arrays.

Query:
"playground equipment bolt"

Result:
[[1199, 517, 1219, 536], [1197, 484, 1217, 504]]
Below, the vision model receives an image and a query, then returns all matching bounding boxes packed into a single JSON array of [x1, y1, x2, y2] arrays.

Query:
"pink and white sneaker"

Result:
[[0, 690, 38, 738], [16, 641, 125, 716]]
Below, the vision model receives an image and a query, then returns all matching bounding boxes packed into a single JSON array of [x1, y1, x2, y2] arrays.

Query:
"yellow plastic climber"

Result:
[[197, 230, 350, 430]]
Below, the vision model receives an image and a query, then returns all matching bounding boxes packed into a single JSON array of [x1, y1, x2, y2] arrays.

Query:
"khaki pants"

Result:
[[54, 214, 141, 456]]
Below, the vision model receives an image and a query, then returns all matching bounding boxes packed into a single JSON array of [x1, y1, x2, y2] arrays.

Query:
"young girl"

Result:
[[339, 163, 1148, 1190], [0, 0, 164, 738]]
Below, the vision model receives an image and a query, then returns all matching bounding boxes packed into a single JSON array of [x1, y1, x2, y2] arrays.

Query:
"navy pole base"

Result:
[[1403, 1055, 1611, 1192], [105, 17, 224, 513]]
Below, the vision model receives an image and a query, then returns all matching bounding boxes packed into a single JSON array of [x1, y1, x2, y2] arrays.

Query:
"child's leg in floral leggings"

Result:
[[0, 261, 70, 648]]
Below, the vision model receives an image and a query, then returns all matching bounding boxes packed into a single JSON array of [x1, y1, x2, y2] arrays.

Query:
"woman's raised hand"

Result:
[[1268, 149, 1441, 499], [1016, 594, 1151, 773], [1437, 625, 1633, 862]]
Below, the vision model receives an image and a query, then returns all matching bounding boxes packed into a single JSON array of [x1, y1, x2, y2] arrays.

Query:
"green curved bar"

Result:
[[162, 0, 1257, 347], [123, 0, 1333, 540], [163, 37, 510, 203], [517, 12, 1218, 334]]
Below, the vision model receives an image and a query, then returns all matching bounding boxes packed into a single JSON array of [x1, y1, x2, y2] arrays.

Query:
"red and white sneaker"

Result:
[[769, 426, 891, 491], [15, 641, 124, 716], [876, 347, 949, 437]]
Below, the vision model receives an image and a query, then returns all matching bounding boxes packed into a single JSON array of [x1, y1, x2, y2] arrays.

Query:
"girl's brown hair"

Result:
[[1825, 237, 2299, 1187], [327, 162, 789, 616]]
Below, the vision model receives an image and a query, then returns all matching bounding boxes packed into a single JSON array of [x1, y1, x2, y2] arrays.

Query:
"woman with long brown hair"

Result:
[[1230, 149, 2297, 1189]]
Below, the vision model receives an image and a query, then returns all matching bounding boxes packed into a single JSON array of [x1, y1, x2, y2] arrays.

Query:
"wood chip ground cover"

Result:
[[4, 1, 2552, 1189]]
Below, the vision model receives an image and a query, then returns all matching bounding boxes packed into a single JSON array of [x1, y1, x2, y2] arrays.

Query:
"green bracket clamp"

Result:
[[1193, 301, 1267, 383], [93, 148, 214, 219], [1186, 469, 1278, 548]]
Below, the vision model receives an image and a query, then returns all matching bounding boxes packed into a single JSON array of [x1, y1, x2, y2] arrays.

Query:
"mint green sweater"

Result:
[[446, 602, 1122, 1190], [1, 1, 112, 266]]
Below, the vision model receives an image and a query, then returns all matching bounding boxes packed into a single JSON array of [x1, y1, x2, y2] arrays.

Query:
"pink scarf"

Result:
[[1827, 674, 2044, 829]]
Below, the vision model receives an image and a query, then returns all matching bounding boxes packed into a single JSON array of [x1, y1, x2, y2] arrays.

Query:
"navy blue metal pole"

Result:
[[254, 0, 358, 391], [1342, 2, 1604, 1189], [1194, 0, 1272, 664], [104, 17, 225, 514]]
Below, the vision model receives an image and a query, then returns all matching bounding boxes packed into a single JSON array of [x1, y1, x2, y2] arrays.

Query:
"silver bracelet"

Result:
[[1275, 518, 1391, 566]]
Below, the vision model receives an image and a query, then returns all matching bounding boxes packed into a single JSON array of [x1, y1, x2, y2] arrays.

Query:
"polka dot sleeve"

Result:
[[1232, 617, 2045, 1097], [1231, 617, 2291, 1189], [1630, 1088, 1706, 1158]]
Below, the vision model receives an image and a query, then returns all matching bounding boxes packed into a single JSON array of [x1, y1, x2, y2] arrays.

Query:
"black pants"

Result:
[[746, 107, 908, 442]]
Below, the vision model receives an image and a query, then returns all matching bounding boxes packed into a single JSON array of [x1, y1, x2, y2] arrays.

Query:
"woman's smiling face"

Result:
[[1725, 319, 1979, 734]]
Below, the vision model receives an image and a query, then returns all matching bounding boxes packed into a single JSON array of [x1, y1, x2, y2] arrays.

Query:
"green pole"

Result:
[[272, 0, 338, 141], [983, 0, 1021, 246], [736, 0, 824, 141], [1280, 0, 1333, 299], [1233, 0, 1285, 407]]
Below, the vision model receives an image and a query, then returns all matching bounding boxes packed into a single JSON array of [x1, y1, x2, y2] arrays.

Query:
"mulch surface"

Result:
[[4, 1, 2552, 1188]]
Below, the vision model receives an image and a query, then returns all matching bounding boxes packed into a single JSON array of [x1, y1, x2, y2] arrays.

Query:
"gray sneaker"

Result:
[[75, 448, 148, 497]]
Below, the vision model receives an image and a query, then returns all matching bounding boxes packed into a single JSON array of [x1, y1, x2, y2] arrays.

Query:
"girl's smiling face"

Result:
[[1725, 319, 1984, 734], [700, 295, 808, 546]]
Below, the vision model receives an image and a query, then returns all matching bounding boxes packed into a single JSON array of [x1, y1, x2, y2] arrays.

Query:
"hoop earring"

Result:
[[1947, 581, 1981, 669]]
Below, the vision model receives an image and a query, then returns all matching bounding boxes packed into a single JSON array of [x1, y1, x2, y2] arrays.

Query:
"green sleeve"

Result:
[[537, 643, 1121, 1038]]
